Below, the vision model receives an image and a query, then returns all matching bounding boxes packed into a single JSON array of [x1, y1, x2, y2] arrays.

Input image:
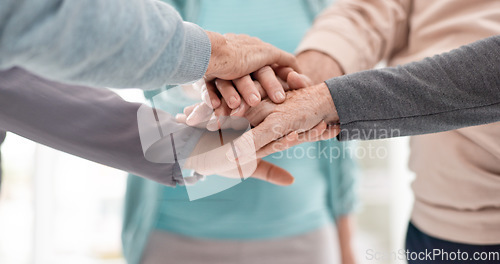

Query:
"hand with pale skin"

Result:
[[175, 76, 337, 188], [178, 50, 344, 166], [229, 74, 341, 160], [205, 32, 300, 108], [177, 71, 341, 158], [229, 50, 345, 158], [181, 128, 295, 186]]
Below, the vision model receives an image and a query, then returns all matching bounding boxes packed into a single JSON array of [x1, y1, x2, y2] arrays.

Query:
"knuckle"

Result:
[[260, 65, 273, 73]]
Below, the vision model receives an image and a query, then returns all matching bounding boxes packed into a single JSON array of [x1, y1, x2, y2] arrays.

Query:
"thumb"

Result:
[[227, 117, 288, 161], [287, 71, 313, 89], [251, 160, 294, 186]]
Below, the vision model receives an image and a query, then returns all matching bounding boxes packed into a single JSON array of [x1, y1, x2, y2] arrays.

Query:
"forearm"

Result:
[[0, 68, 203, 186], [297, 0, 411, 74], [296, 50, 344, 84], [327, 35, 500, 140], [0, 0, 210, 89]]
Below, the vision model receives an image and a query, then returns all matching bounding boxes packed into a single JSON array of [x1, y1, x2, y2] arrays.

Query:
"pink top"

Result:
[[298, 0, 500, 244]]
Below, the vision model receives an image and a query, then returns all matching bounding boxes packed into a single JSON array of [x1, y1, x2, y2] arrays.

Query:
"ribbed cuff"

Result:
[[325, 76, 379, 141], [169, 22, 211, 84]]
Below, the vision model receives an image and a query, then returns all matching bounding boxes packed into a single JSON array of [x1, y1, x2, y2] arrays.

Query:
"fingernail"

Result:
[[275, 91, 286, 101], [229, 96, 238, 107], [249, 94, 259, 105]]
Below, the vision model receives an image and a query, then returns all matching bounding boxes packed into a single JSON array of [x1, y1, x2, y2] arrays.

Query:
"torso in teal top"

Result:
[[152, 0, 342, 239]]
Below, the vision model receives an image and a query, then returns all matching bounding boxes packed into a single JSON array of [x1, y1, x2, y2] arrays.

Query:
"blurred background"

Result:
[[0, 89, 415, 264]]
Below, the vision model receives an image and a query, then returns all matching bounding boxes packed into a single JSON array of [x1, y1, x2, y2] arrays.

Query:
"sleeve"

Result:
[[325, 140, 359, 221], [325, 35, 500, 140], [0, 131, 6, 193], [0, 68, 204, 186], [0, 0, 211, 89], [297, 0, 411, 74]]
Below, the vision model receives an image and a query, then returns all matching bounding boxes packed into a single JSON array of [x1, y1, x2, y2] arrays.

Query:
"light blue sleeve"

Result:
[[0, 0, 210, 90], [324, 140, 359, 221]]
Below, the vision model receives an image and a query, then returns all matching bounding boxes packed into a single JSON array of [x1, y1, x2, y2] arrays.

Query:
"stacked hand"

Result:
[[180, 46, 345, 185]]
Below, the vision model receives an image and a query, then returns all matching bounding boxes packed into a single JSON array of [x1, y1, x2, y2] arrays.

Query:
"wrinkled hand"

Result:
[[205, 32, 300, 84], [179, 57, 342, 161], [227, 74, 340, 160]]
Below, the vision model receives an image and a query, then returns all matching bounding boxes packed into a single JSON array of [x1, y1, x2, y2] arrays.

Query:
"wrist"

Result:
[[205, 31, 228, 79], [297, 50, 344, 83], [314, 82, 339, 124]]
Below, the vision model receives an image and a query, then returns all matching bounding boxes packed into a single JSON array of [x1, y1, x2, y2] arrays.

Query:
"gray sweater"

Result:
[[0, 0, 210, 89], [326, 35, 500, 140], [0, 68, 200, 186]]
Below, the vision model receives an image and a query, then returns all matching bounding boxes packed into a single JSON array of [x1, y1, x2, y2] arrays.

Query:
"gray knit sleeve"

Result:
[[0, 68, 204, 186], [0, 0, 210, 89], [325, 35, 500, 140]]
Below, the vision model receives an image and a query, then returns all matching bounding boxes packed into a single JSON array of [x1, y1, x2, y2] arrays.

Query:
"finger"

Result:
[[233, 75, 261, 107], [227, 116, 289, 160], [273, 66, 294, 83], [175, 113, 187, 124], [202, 80, 221, 109], [186, 102, 213, 126], [230, 100, 250, 117], [273, 66, 294, 91], [229, 82, 266, 118], [287, 71, 313, 90], [176, 114, 207, 129], [272, 49, 301, 74], [207, 99, 232, 131], [215, 79, 241, 109], [243, 99, 276, 126], [252, 66, 286, 104], [206, 114, 222, 132], [253, 80, 267, 98], [183, 103, 198, 116], [251, 160, 294, 186]]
